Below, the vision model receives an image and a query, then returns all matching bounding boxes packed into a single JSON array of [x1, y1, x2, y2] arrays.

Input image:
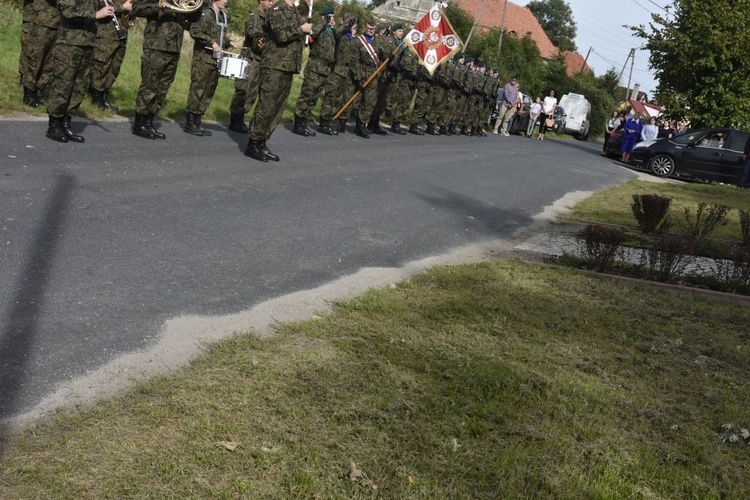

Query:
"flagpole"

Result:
[[334, 44, 402, 120]]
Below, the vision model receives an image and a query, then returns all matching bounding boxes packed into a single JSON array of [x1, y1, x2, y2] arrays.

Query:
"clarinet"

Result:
[[104, 0, 128, 41]]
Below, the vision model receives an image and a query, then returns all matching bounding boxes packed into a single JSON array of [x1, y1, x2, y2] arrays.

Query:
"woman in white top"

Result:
[[538, 89, 557, 140], [640, 117, 659, 142]]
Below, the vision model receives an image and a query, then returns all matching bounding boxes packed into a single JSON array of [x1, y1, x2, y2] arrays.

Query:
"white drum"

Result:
[[218, 54, 250, 80]]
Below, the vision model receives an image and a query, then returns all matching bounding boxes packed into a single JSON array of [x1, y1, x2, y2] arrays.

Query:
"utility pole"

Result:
[[625, 49, 636, 101], [464, 0, 488, 51], [618, 48, 635, 101], [578, 46, 592, 76], [497, 0, 509, 53]]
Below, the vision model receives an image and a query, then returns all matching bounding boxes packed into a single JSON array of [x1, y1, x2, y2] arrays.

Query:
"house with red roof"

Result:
[[373, 0, 590, 76]]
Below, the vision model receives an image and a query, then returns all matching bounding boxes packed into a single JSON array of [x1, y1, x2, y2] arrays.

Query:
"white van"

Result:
[[557, 93, 591, 140]]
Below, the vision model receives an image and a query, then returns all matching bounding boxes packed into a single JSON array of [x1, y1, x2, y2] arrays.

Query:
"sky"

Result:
[[517, 0, 673, 99]]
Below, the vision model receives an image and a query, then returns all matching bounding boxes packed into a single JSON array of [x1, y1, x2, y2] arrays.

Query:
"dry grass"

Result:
[[2, 260, 749, 498]]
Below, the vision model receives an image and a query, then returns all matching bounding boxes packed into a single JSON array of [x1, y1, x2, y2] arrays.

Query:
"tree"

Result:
[[631, 0, 750, 128], [526, 0, 577, 52]]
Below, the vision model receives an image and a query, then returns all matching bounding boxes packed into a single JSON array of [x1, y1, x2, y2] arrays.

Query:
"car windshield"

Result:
[[672, 130, 707, 145]]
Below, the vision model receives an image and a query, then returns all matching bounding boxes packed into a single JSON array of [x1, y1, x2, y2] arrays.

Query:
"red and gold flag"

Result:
[[404, 3, 463, 76]]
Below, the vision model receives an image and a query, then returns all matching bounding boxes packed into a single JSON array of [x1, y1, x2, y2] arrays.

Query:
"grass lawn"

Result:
[[2, 260, 749, 498], [560, 179, 750, 242]]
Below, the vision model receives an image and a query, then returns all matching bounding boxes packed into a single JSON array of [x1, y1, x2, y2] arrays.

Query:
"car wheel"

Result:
[[649, 154, 675, 177]]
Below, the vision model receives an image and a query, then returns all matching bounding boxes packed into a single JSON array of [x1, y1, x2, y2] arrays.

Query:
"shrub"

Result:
[[575, 224, 626, 272], [643, 233, 695, 282], [714, 245, 750, 293], [630, 194, 672, 233], [739, 209, 750, 247], [680, 203, 730, 240]]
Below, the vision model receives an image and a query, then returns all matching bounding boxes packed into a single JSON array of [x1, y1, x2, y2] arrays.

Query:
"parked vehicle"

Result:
[[557, 93, 591, 140], [630, 128, 750, 184]]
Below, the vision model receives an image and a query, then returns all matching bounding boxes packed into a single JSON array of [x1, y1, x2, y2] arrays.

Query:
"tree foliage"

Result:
[[632, 0, 750, 128], [526, 0, 577, 52]]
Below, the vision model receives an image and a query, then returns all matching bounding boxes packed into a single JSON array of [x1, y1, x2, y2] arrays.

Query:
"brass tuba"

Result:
[[158, 0, 203, 13]]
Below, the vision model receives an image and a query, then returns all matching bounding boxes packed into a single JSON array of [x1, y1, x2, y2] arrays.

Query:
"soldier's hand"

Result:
[[211, 42, 220, 52], [95, 5, 115, 19], [122, 0, 132, 12], [300, 22, 313, 33], [229, 40, 237, 48], [354, 79, 364, 92]]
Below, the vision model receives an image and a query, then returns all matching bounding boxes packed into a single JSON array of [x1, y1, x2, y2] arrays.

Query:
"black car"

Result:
[[630, 128, 750, 184]]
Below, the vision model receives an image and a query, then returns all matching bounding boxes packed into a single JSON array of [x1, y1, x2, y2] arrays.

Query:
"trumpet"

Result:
[[103, 0, 128, 40], [158, 0, 203, 14]]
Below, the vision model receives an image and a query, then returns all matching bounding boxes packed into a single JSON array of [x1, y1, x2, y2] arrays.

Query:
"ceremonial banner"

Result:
[[404, 3, 463, 76]]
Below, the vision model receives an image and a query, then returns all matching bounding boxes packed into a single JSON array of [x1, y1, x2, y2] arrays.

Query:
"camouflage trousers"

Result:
[[370, 72, 393, 124], [135, 48, 179, 115], [319, 70, 355, 122], [19, 22, 58, 92], [411, 80, 432, 124], [46, 43, 93, 118], [356, 78, 378, 124], [229, 58, 260, 116], [91, 37, 126, 92], [249, 66, 293, 141], [294, 68, 328, 121], [186, 52, 219, 116], [426, 86, 448, 126], [389, 74, 416, 124]]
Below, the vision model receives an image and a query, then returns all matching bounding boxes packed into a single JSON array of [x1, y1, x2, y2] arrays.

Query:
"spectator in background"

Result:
[[602, 110, 620, 155], [537, 88, 557, 141], [527, 96, 541, 138], [620, 112, 643, 163], [493, 75, 518, 136], [640, 116, 658, 142], [506, 81, 523, 134]]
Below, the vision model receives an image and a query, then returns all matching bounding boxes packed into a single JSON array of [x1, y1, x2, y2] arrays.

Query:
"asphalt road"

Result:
[[0, 118, 637, 427]]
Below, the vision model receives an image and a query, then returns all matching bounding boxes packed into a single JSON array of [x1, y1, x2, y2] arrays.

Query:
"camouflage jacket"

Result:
[[95, 0, 128, 43], [190, 5, 229, 56], [350, 33, 380, 82], [132, 0, 200, 53], [331, 29, 354, 78], [22, 0, 60, 29], [304, 21, 341, 75], [56, 0, 98, 47], [260, 0, 306, 74], [242, 7, 266, 61], [397, 45, 420, 81]]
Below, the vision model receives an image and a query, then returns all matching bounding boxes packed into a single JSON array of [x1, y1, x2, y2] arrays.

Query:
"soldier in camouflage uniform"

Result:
[[411, 65, 433, 135], [317, 14, 357, 136], [446, 53, 468, 135], [131, 0, 201, 140], [90, 0, 131, 111], [367, 23, 404, 136], [349, 17, 382, 139], [185, 0, 235, 137], [19, 0, 60, 108], [45, 0, 114, 143], [244, 0, 312, 162], [228, 0, 272, 133], [292, 6, 338, 138], [388, 42, 420, 135], [426, 62, 451, 135]]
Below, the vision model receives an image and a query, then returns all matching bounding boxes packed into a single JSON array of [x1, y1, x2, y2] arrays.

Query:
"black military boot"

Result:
[[318, 119, 337, 136], [425, 122, 437, 135], [475, 126, 486, 137], [102, 89, 118, 111], [259, 141, 279, 161], [90, 87, 106, 110], [408, 123, 424, 136], [46, 116, 68, 143], [293, 115, 311, 137], [23, 88, 39, 108], [337, 118, 347, 133], [448, 124, 457, 135], [460, 126, 469, 136], [439, 125, 449, 135], [244, 139, 268, 162], [229, 113, 249, 133], [146, 114, 166, 139], [303, 119, 317, 137], [34, 88, 46, 106], [62, 115, 85, 143], [184, 113, 203, 136], [195, 114, 212, 136], [132, 114, 156, 139], [367, 119, 387, 135], [390, 121, 407, 135], [355, 119, 370, 139]]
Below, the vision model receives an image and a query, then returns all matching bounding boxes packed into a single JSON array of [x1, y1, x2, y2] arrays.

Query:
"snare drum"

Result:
[[218, 54, 250, 80]]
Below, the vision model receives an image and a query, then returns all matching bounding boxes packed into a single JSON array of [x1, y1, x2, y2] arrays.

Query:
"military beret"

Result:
[[475, 61, 485, 68], [464, 56, 474, 63], [455, 51, 464, 59], [392, 22, 404, 30], [320, 6, 334, 16]]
